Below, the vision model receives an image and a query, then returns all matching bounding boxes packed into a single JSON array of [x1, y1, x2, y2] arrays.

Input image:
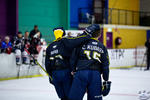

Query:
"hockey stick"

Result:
[[24, 48, 53, 80]]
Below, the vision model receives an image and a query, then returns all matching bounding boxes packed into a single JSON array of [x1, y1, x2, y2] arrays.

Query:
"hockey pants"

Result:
[[51, 69, 72, 99], [69, 70, 102, 100]]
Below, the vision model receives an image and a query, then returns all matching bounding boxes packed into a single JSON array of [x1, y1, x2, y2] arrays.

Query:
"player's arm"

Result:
[[45, 46, 52, 76], [62, 35, 91, 49], [101, 46, 110, 81], [70, 48, 80, 72], [100, 46, 111, 96]]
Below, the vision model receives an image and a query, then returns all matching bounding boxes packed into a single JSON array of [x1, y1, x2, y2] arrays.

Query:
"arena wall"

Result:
[[74, 24, 149, 49], [108, 0, 139, 25], [109, 0, 139, 11], [103, 24, 149, 49], [19, 0, 69, 42]]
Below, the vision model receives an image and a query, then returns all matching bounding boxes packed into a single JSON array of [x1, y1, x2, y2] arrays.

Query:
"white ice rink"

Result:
[[0, 68, 150, 100]]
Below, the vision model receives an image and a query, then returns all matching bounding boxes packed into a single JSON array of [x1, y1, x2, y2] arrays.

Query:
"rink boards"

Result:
[[0, 47, 146, 80], [0, 46, 44, 80]]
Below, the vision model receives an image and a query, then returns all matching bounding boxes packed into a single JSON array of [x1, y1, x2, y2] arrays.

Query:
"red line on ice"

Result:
[[0, 88, 138, 97], [110, 93, 138, 96]]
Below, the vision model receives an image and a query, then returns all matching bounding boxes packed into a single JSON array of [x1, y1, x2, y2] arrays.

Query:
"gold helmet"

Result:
[[53, 27, 66, 40]]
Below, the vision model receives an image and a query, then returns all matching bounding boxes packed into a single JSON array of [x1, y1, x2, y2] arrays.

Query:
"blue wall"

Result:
[[147, 30, 150, 40], [70, 0, 93, 28]]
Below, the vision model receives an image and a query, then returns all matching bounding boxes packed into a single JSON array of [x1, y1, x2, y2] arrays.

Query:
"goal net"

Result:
[[135, 46, 147, 67]]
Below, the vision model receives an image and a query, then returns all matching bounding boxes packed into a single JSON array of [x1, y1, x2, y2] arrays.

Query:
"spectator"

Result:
[[29, 25, 42, 39], [145, 38, 150, 70], [1, 36, 12, 54], [13, 32, 24, 65]]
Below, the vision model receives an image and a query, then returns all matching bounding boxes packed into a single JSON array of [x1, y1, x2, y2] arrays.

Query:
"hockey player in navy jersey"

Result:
[[13, 32, 24, 65], [69, 24, 111, 100], [45, 27, 93, 100]]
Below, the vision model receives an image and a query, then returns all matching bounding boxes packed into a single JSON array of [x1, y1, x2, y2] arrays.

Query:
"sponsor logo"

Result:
[[53, 45, 57, 48], [92, 42, 98, 45], [94, 95, 102, 98]]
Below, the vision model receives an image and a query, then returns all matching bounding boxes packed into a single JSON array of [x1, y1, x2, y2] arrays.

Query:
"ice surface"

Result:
[[0, 68, 150, 100]]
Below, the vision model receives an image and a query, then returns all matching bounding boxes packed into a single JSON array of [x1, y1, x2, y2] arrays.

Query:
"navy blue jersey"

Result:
[[70, 38, 109, 81], [45, 35, 91, 76]]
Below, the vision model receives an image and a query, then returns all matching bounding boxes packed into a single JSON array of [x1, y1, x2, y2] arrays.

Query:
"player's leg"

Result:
[[87, 71, 102, 100], [52, 72, 65, 99], [33, 54, 38, 65], [30, 57, 34, 65], [62, 70, 73, 100], [69, 71, 87, 100], [53, 81, 65, 99], [15, 49, 21, 65], [22, 50, 29, 64], [52, 70, 67, 99]]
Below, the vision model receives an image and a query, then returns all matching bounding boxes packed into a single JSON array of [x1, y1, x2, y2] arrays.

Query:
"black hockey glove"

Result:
[[102, 81, 111, 96]]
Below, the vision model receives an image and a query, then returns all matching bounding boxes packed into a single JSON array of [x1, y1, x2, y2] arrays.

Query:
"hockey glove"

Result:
[[102, 81, 111, 96]]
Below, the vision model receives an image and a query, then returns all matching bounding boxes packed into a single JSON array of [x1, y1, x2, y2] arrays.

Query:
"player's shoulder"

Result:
[[47, 41, 55, 49], [47, 39, 62, 49], [62, 34, 87, 40], [89, 38, 106, 49], [88, 38, 100, 45]]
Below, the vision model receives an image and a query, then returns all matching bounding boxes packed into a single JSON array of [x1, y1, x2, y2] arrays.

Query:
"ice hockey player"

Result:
[[45, 27, 94, 100], [69, 24, 111, 100], [13, 32, 24, 65], [28, 30, 41, 65], [22, 31, 30, 64]]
